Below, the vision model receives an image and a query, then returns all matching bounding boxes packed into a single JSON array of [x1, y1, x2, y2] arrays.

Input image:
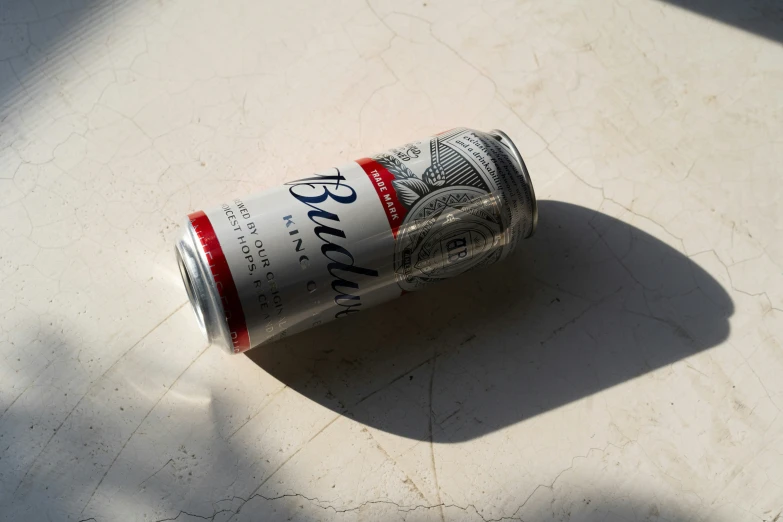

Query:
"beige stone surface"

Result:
[[1, 0, 782, 520]]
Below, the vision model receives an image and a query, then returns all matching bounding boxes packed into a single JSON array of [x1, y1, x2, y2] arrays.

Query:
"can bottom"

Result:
[[175, 222, 233, 353], [176, 245, 207, 337]]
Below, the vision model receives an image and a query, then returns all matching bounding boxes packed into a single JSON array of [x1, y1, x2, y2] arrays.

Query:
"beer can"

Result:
[[175, 128, 537, 354]]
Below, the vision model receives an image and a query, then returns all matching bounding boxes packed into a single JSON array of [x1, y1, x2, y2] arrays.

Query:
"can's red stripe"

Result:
[[357, 157, 408, 237], [188, 210, 250, 354]]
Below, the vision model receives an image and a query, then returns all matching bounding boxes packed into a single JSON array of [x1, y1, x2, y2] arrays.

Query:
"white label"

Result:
[[204, 162, 399, 348]]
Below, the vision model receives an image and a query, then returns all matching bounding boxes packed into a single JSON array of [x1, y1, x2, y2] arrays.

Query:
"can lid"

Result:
[[489, 129, 538, 237]]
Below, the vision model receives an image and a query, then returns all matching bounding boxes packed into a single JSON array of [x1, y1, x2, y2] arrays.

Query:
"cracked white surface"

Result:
[[1, 0, 782, 521]]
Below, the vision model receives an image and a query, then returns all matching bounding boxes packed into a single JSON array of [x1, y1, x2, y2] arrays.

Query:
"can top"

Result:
[[488, 129, 538, 237]]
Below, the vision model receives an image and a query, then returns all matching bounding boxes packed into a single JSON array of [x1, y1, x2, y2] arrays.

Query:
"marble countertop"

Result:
[[1, 0, 782, 520]]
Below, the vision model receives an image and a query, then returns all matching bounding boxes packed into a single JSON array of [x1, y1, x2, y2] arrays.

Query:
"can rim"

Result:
[[488, 128, 538, 237], [176, 245, 207, 335], [175, 222, 234, 354]]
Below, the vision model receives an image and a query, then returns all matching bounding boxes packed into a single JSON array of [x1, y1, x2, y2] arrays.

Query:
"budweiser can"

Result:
[[175, 128, 537, 354]]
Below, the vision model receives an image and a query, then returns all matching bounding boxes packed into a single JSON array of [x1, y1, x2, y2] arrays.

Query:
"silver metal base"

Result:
[[175, 222, 233, 354]]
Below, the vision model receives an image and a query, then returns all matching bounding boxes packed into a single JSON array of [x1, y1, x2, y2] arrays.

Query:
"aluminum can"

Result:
[[175, 128, 538, 354]]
